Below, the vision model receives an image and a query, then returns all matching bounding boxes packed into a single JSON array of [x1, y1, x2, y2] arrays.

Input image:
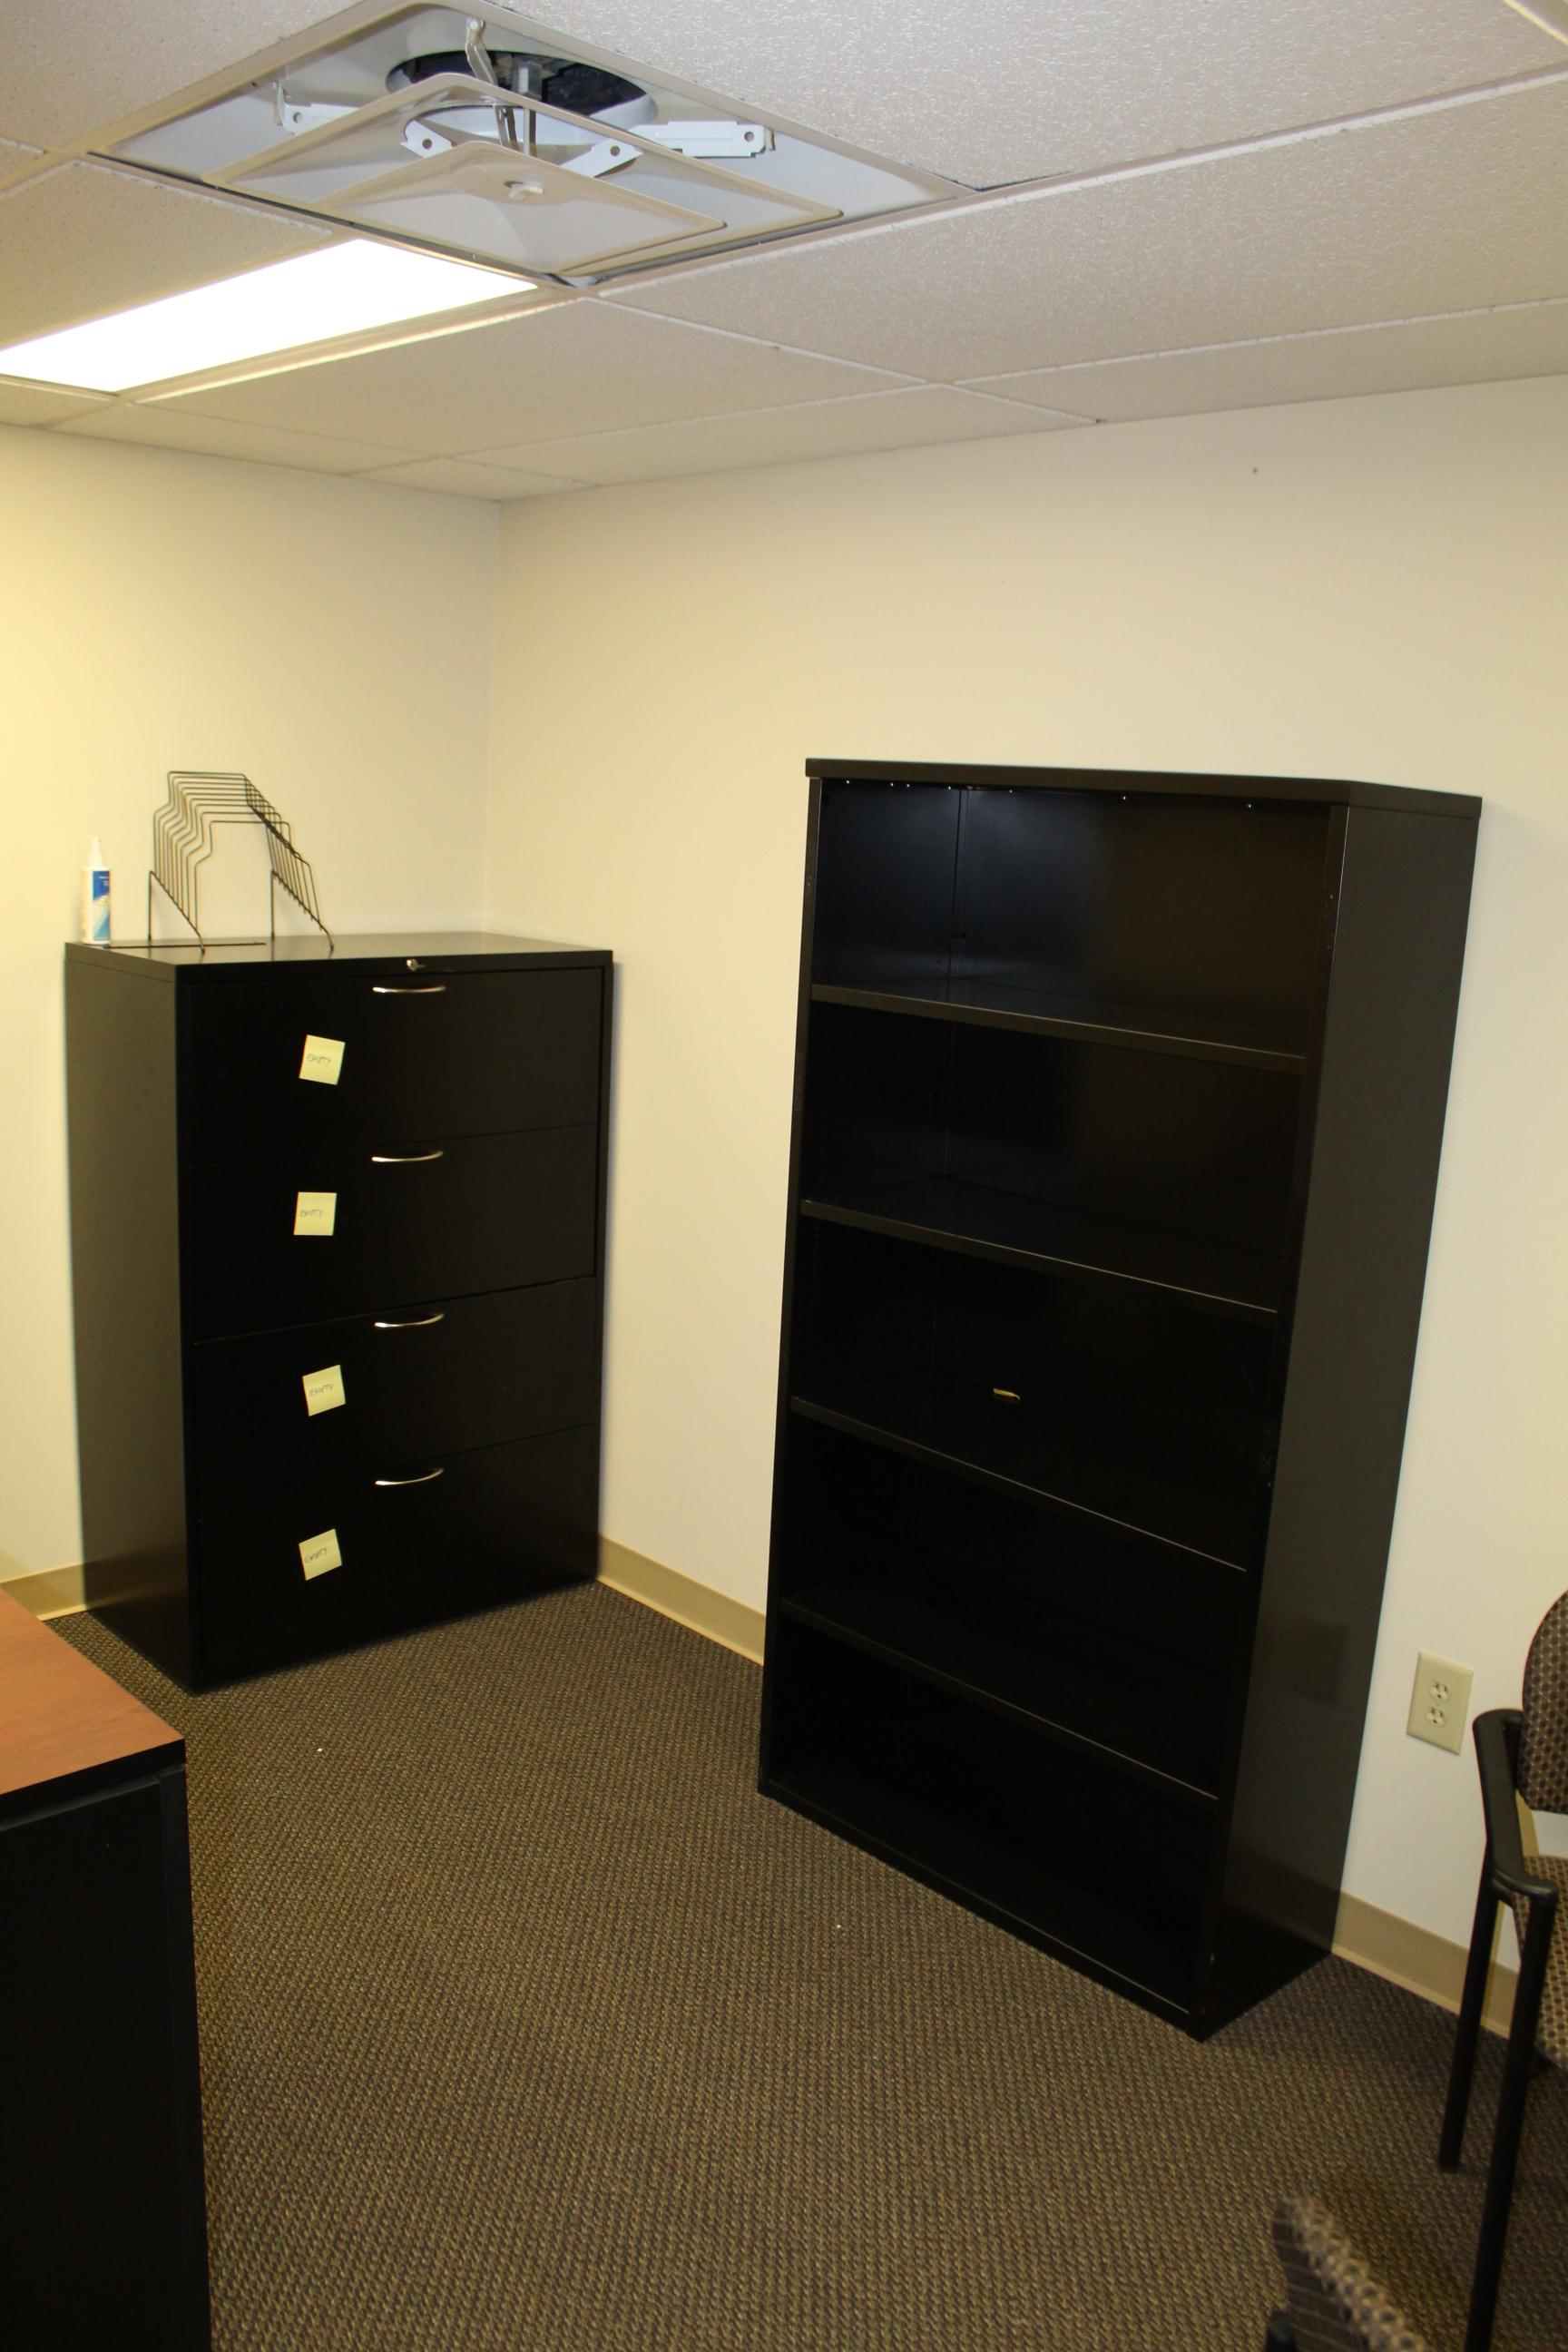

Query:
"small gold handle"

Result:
[[992, 1387, 1022, 1403], [374, 1467, 446, 1487]]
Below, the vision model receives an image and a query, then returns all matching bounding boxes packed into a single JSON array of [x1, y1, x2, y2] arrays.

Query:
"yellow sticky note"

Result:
[[293, 1190, 337, 1237], [299, 1034, 346, 1087], [301, 1363, 346, 1417], [299, 1527, 342, 1580]]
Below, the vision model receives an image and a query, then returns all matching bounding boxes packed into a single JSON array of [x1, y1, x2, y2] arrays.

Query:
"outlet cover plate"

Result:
[[1407, 1650, 1475, 1754]]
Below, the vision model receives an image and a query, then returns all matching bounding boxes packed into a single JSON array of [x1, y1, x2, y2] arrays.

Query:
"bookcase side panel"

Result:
[[1210, 805, 1478, 2024]]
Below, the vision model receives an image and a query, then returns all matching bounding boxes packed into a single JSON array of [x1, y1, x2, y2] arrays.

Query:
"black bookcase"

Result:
[[760, 760, 1478, 2036]]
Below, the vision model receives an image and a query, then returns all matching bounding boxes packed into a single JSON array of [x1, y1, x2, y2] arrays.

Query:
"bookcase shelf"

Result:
[[791, 1380, 1257, 1569], [799, 1182, 1282, 1320], [811, 979, 1307, 1072], [780, 1570, 1223, 1804], [768, 1625, 1210, 2015], [761, 760, 1478, 2036]]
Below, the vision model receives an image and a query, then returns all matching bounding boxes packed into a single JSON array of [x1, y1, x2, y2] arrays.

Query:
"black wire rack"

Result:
[[148, 771, 332, 946]]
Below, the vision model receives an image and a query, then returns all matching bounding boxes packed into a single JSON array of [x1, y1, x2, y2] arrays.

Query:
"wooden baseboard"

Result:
[[1333, 1888, 1514, 2035], [1, 1563, 86, 1620], [598, 1537, 765, 1664]]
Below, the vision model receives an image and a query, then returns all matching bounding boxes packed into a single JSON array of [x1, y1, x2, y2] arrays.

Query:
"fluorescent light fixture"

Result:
[[0, 238, 532, 392], [1503, 0, 1568, 41]]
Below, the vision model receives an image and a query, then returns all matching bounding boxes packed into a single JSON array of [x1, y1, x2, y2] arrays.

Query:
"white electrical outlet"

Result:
[[1406, 1651, 1474, 1754]]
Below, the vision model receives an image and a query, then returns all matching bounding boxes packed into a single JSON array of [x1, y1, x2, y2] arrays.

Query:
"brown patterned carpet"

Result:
[[63, 1589, 1568, 2352]]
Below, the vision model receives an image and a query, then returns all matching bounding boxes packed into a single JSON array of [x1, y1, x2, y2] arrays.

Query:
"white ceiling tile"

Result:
[[967, 301, 1568, 422], [0, 151, 56, 200], [536, 0, 1567, 185], [51, 403, 425, 473], [0, 4, 343, 150], [0, 161, 329, 348], [3, 1, 1560, 182], [161, 299, 912, 450], [358, 456, 587, 497], [476, 382, 1088, 484], [609, 76, 1568, 378], [0, 377, 109, 426]]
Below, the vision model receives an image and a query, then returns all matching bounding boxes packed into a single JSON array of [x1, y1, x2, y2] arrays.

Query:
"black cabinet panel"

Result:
[[5, 1784, 203, 2350], [68, 935, 612, 1687], [191, 1279, 598, 1480], [763, 765, 1477, 2035], [183, 966, 603, 1156], [185, 1125, 598, 1338], [197, 1424, 598, 1683], [1, 1628, 209, 2352]]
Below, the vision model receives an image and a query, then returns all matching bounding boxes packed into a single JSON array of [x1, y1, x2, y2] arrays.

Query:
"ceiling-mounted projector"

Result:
[[388, 45, 646, 118], [97, 5, 961, 285]]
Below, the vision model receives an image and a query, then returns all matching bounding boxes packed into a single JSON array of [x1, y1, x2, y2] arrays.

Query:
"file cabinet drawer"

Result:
[[185, 1125, 598, 1338], [191, 1279, 598, 1478], [183, 966, 603, 1159], [196, 1424, 597, 1682]]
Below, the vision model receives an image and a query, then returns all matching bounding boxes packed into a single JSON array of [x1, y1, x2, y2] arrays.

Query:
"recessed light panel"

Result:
[[1503, 0, 1568, 40], [0, 237, 528, 390], [100, 5, 960, 283]]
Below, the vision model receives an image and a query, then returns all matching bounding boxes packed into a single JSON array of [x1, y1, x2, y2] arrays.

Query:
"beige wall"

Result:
[[484, 375, 1568, 1946], [0, 425, 496, 1584]]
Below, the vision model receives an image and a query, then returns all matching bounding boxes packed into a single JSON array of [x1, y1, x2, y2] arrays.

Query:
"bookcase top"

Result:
[[805, 759, 1480, 818]]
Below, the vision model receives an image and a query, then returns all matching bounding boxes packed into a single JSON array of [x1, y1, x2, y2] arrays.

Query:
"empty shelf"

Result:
[[765, 1753, 1199, 2014], [799, 1181, 1281, 1319], [791, 1375, 1257, 1568], [810, 978, 1306, 1072], [781, 1574, 1222, 1801]]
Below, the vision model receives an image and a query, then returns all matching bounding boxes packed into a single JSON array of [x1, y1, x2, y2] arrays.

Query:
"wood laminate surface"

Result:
[[0, 1586, 180, 1799]]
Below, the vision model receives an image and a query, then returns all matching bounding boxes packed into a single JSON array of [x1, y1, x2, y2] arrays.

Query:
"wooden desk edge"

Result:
[[0, 1586, 181, 1798]]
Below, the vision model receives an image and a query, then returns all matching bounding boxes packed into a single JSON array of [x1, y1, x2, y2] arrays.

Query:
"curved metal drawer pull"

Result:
[[372, 983, 446, 995], [369, 1149, 445, 1164], [375, 1467, 446, 1487], [373, 1310, 446, 1331]]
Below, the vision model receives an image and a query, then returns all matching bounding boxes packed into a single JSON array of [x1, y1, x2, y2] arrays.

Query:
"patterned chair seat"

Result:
[[1270, 2199, 1431, 2352], [1509, 1850, 1568, 2069], [1439, 1588, 1568, 2352]]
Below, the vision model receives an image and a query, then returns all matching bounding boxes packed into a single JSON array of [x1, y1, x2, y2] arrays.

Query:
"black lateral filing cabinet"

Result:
[[760, 760, 1479, 2036], [66, 932, 612, 1689]]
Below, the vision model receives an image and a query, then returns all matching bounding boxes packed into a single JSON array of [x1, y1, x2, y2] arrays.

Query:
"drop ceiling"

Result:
[[2, 0, 1567, 498]]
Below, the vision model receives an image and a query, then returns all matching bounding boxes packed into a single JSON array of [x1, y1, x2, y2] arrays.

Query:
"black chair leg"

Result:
[[1441, 1868, 1499, 2169], [1462, 1912, 1553, 2352]]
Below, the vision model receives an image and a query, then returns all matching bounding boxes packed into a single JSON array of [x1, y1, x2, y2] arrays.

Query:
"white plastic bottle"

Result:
[[81, 839, 110, 944]]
